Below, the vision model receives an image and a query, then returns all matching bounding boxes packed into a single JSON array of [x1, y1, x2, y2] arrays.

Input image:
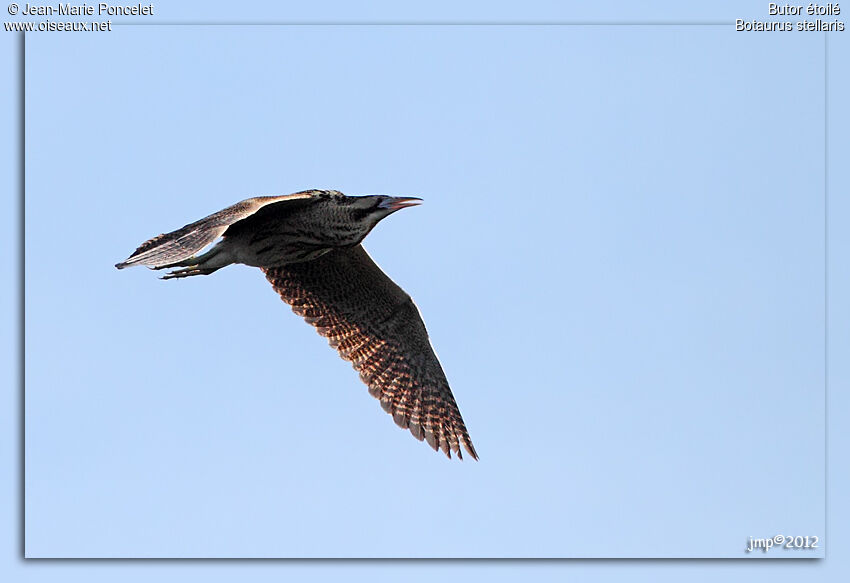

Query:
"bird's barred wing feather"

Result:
[[263, 245, 477, 460], [115, 193, 314, 269]]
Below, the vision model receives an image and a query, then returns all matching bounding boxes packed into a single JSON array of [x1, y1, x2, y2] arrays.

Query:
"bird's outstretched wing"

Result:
[[115, 193, 314, 270], [263, 245, 477, 460]]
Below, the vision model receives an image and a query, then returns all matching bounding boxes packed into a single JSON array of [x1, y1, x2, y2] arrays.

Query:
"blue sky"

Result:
[[3, 0, 850, 580]]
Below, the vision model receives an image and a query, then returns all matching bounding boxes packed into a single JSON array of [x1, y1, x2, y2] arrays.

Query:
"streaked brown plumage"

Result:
[[116, 189, 477, 460]]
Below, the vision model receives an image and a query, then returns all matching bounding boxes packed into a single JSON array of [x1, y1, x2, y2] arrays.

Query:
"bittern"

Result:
[[116, 190, 477, 460]]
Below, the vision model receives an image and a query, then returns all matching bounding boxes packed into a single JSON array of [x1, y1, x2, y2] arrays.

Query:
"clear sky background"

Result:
[[3, 0, 850, 580]]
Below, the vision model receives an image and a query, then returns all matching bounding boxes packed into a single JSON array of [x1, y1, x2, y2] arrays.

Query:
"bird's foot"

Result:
[[160, 265, 218, 279]]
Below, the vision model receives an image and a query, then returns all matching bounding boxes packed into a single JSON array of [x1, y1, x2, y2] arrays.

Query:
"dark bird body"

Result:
[[116, 189, 477, 460]]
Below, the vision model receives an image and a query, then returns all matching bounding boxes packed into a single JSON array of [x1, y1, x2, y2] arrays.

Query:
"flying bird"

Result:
[[116, 190, 477, 460]]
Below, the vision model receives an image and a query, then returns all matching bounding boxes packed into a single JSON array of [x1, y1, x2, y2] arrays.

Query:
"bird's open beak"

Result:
[[379, 196, 423, 211]]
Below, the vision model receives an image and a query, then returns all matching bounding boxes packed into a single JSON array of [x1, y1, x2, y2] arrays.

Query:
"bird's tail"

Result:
[[115, 217, 228, 270], [115, 195, 309, 271]]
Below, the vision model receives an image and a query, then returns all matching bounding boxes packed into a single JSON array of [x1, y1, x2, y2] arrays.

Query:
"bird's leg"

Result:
[[161, 265, 223, 280], [156, 245, 232, 280]]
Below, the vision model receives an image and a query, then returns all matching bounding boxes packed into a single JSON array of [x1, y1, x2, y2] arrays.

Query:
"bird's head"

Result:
[[307, 191, 423, 246], [345, 194, 423, 229]]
